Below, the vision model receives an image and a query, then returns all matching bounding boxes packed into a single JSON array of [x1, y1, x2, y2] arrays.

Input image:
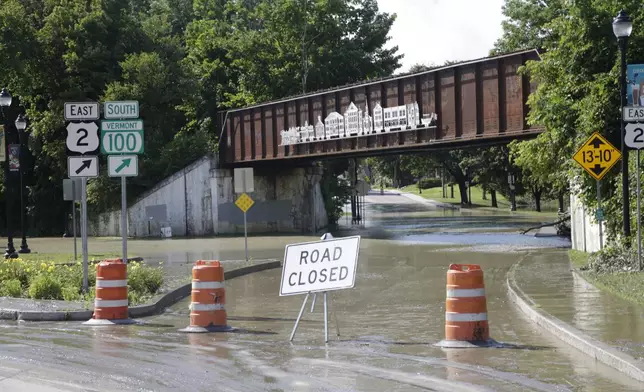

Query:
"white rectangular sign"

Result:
[[279, 236, 360, 296], [68, 156, 98, 178], [108, 155, 138, 177], [624, 106, 644, 122], [104, 101, 139, 119], [101, 120, 144, 131], [65, 102, 99, 121], [234, 167, 254, 193]]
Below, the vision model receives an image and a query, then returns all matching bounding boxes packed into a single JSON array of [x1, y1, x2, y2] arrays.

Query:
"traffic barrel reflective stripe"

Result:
[[189, 260, 228, 328], [444, 264, 489, 342], [92, 259, 129, 320]]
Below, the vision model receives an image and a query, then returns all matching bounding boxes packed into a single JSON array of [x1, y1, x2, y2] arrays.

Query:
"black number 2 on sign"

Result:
[[625, 124, 644, 150], [66, 122, 99, 154]]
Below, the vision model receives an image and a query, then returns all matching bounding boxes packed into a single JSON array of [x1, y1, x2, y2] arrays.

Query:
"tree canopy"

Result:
[[497, 0, 644, 241], [0, 0, 402, 234]]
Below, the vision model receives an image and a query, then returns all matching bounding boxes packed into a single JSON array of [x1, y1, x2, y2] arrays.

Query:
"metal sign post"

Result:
[[234, 168, 255, 262], [81, 177, 89, 293], [102, 100, 142, 265], [121, 176, 127, 263], [72, 182, 78, 260], [281, 234, 361, 343], [624, 123, 644, 270], [572, 132, 622, 252], [596, 180, 603, 250], [65, 101, 100, 294], [234, 192, 254, 261]]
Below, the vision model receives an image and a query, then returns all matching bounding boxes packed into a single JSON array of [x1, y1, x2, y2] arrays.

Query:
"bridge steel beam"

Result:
[[218, 49, 542, 168]]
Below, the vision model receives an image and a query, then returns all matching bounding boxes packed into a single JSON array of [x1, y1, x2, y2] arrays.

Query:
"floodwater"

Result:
[[0, 192, 641, 391]]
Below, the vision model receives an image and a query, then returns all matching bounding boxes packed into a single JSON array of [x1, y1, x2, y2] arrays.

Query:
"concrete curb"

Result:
[[3, 260, 282, 322], [400, 192, 459, 210], [58, 257, 144, 267], [506, 259, 644, 383]]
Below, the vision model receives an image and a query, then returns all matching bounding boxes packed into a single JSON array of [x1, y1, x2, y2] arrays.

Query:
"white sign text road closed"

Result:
[[279, 236, 360, 296]]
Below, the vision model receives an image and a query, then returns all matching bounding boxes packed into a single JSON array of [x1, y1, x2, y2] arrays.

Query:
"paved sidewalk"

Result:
[[513, 249, 644, 362]]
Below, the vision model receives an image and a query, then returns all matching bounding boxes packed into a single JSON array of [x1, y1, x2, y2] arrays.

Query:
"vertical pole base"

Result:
[[18, 242, 30, 254]]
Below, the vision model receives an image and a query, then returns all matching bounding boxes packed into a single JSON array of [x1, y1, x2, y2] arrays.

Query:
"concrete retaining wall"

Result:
[[570, 182, 605, 253], [89, 155, 328, 237]]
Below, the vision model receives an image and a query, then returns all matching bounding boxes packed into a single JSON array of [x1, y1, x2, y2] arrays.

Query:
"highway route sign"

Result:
[[623, 106, 644, 122], [104, 101, 139, 119], [108, 155, 138, 177], [235, 193, 254, 213], [100, 120, 144, 154], [279, 235, 361, 296], [68, 156, 98, 178], [572, 132, 621, 181], [625, 123, 644, 150], [66, 122, 99, 154], [64, 102, 99, 121]]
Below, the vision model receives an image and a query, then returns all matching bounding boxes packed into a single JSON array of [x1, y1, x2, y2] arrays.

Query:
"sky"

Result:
[[376, 0, 507, 73]]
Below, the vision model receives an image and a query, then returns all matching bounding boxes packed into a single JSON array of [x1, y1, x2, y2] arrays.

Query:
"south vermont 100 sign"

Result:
[[100, 120, 145, 154]]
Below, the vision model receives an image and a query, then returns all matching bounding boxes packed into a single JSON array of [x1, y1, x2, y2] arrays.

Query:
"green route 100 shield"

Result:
[[100, 120, 144, 154]]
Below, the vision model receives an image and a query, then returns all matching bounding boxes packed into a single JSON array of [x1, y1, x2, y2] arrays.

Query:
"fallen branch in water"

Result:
[[520, 215, 570, 235]]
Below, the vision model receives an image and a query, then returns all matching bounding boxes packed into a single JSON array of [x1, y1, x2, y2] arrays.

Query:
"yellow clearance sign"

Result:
[[235, 192, 254, 213], [573, 132, 621, 181]]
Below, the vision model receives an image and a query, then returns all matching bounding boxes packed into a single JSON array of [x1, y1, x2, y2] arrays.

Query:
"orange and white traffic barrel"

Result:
[[180, 260, 235, 333], [436, 264, 497, 347], [84, 258, 136, 325]]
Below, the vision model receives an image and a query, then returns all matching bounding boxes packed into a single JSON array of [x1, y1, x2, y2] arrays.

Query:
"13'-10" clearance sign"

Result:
[[279, 236, 361, 296]]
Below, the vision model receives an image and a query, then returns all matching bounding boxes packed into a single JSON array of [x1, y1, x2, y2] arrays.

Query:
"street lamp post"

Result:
[[15, 114, 30, 254], [613, 9, 633, 239], [0, 87, 17, 259]]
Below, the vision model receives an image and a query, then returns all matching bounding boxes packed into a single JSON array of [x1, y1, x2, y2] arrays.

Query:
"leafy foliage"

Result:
[[497, 0, 644, 243], [0, 0, 401, 234]]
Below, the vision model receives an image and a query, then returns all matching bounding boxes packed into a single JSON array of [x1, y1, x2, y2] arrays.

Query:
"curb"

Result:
[[3, 260, 282, 322], [58, 257, 144, 267], [506, 258, 644, 383], [400, 192, 459, 210]]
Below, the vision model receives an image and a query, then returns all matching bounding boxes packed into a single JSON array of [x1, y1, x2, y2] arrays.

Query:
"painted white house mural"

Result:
[[279, 101, 437, 146]]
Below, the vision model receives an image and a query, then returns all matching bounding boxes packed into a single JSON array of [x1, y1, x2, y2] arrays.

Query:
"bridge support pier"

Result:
[[212, 166, 328, 235]]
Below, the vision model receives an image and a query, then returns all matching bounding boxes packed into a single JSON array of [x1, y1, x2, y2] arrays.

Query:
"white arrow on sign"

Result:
[[68, 156, 98, 178], [108, 155, 138, 177], [625, 123, 644, 150], [66, 122, 99, 154]]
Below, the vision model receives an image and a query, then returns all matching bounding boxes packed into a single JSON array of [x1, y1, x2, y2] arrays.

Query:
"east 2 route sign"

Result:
[[100, 120, 144, 154], [573, 132, 622, 181], [279, 236, 360, 296]]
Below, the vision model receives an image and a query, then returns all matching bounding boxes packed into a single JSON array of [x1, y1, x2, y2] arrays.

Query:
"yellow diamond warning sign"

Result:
[[573, 132, 621, 181], [235, 192, 255, 213]]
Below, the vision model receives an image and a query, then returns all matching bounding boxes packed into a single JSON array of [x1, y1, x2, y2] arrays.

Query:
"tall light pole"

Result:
[[0, 87, 17, 259], [613, 10, 633, 239], [15, 114, 30, 254]]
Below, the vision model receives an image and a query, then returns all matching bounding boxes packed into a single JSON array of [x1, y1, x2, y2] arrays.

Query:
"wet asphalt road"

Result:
[[0, 192, 641, 391]]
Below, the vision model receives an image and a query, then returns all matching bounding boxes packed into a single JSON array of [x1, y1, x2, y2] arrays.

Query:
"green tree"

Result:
[[497, 0, 644, 242]]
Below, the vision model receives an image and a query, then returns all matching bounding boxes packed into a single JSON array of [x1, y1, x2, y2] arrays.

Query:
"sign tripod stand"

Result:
[[289, 290, 341, 343], [289, 233, 341, 343]]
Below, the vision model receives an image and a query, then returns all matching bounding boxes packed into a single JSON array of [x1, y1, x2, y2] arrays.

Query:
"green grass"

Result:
[[18, 252, 123, 265], [399, 184, 559, 217], [568, 250, 644, 307]]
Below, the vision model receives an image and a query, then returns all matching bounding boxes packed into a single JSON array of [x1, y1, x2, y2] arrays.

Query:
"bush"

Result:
[[418, 177, 442, 190], [1, 279, 22, 297], [127, 261, 163, 295], [584, 244, 637, 273], [0, 258, 163, 304], [28, 274, 63, 300]]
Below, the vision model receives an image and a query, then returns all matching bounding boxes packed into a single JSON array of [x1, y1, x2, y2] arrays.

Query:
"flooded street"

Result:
[[0, 192, 641, 391]]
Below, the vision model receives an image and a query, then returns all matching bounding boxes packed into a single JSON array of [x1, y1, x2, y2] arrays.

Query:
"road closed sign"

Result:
[[279, 236, 360, 296]]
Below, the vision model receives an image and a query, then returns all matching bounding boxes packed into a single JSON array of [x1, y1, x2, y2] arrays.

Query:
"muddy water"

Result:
[[0, 193, 641, 391]]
